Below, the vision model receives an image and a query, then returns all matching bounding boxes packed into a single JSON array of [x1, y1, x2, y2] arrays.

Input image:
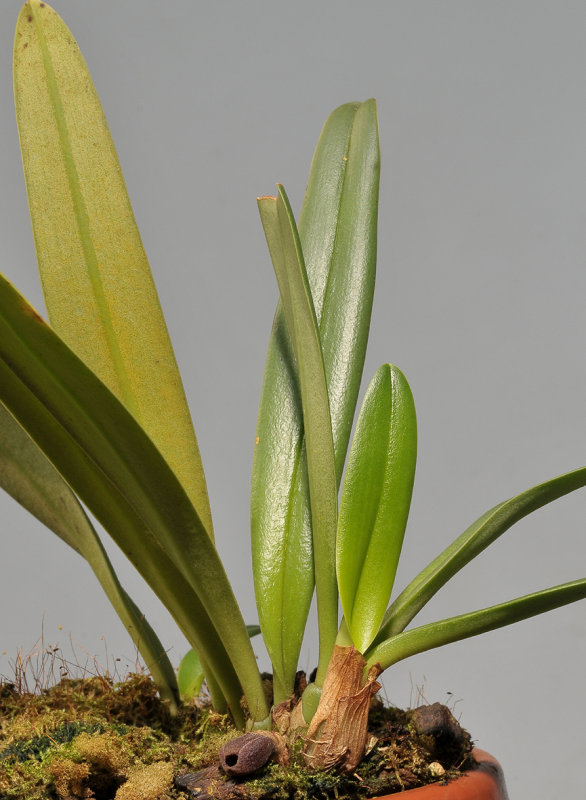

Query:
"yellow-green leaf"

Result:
[[13, 0, 213, 536], [0, 271, 268, 724], [0, 401, 179, 712], [177, 649, 205, 701]]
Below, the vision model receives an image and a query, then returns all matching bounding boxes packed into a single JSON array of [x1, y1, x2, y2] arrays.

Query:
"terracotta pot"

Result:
[[377, 750, 508, 800]]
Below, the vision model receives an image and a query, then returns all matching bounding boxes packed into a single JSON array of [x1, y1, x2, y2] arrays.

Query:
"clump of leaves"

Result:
[[2, 0, 586, 780]]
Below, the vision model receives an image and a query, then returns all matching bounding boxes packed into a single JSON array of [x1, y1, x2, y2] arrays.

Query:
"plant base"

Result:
[[1, 672, 491, 799]]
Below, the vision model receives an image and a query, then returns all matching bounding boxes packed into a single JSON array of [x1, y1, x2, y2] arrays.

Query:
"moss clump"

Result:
[[49, 757, 92, 799], [0, 672, 225, 799], [115, 762, 175, 800], [0, 672, 475, 799]]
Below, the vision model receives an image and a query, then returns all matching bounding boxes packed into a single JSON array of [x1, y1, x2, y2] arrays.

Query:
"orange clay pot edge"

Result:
[[373, 749, 508, 800]]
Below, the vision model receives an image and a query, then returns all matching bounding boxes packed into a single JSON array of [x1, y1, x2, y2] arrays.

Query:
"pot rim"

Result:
[[373, 749, 508, 799]]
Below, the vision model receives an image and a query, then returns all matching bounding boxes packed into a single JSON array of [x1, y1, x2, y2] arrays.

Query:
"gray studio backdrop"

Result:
[[1, 2, 585, 797]]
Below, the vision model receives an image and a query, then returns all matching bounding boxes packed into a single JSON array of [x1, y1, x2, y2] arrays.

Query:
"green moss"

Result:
[[0, 674, 474, 799], [0, 672, 211, 798]]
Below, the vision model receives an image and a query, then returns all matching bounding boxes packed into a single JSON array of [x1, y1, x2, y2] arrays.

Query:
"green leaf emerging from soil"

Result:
[[252, 101, 379, 700]]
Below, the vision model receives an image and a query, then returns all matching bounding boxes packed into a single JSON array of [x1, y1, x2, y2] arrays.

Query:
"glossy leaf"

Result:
[[0, 273, 268, 725], [252, 101, 379, 699], [337, 365, 416, 653], [13, 0, 213, 537], [0, 401, 179, 711], [366, 578, 586, 672], [377, 466, 586, 640], [258, 187, 338, 685]]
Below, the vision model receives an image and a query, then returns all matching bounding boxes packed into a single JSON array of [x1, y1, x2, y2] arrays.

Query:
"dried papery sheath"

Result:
[[303, 646, 382, 772]]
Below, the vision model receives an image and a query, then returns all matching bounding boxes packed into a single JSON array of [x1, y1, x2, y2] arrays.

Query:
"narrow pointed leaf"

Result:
[[0, 273, 267, 724], [366, 578, 586, 672], [377, 466, 586, 640], [13, 0, 213, 537], [0, 401, 179, 710], [258, 187, 338, 685], [252, 101, 379, 698], [337, 364, 416, 653]]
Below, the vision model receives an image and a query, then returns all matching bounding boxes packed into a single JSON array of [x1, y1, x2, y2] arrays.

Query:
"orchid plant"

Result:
[[2, 0, 586, 773]]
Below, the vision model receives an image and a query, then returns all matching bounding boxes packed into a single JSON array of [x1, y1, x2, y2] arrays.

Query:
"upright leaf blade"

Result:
[[258, 188, 338, 687], [377, 466, 586, 640], [13, 0, 213, 536], [300, 100, 380, 469], [252, 101, 380, 698], [0, 401, 179, 711], [337, 365, 416, 653]]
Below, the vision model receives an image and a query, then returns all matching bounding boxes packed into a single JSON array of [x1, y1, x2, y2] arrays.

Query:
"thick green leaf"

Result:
[[251, 101, 379, 699], [13, 1, 213, 537], [178, 626, 261, 702], [376, 466, 586, 640], [365, 578, 586, 672], [258, 187, 338, 687], [337, 365, 416, 653], [299, 100, 380, 465], [0, 401, 179, 710], [0, 273, 268, 724], [177, 649, 205, 701]]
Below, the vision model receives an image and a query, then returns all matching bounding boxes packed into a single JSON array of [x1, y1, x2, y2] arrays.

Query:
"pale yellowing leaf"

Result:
[[13, 1, 213, 536]]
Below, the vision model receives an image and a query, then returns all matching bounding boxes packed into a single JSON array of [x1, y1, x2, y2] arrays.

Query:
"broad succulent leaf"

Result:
[[252, 100, 379, 699], [258, 187, 338, 687], [337, 364, 416, 653]]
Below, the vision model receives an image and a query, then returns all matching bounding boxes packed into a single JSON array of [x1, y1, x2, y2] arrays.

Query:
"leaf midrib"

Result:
[[30, 5, 138, 417]]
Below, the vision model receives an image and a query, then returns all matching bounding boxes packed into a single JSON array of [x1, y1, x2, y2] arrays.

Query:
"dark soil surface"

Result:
[[0, 673, 476, 799]]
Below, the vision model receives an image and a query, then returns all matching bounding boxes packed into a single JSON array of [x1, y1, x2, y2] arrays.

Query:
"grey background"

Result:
[[1, 1, 585, 796]]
